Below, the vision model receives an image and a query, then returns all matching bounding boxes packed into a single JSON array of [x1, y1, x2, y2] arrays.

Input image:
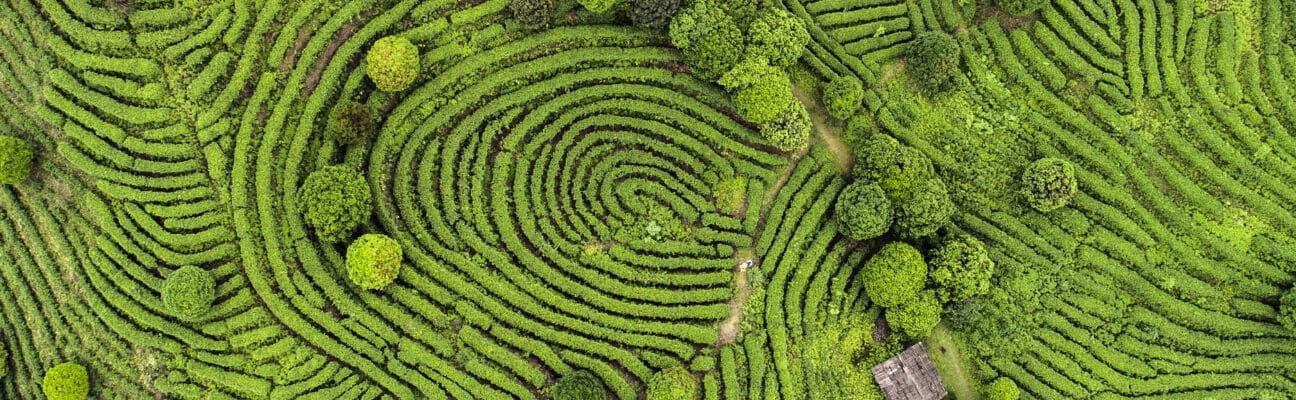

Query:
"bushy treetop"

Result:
[[1022, 157, 1077, 212], [906, 31, 962, 95], [646, 365, 697, 400], [745, 9, 810, 67], [347, 233, 403, 290], [162, 265, 216, 320], [326, 101, 375, 145], [835, 181, 893, 240], [366, 36, 420, 92], [669, 0, 744, 81], [630, 0, 680, 30], [861, 242, 928, 308], [298, 166, 372, 243], [0, 136, 33, 185], [43, 362, 89, 400], [887, 289, 941, 338], [822, 75, 864, 120], [930, 235, 995, 303], [759, 104, 812, 152], [985, 377, 1021, 400], [893, 178, 955, 238], [552, 370, 607, 400], [719, 57, 797, 124]]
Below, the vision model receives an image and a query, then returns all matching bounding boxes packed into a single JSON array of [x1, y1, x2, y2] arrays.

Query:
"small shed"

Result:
[[870, 343, 947, 400]]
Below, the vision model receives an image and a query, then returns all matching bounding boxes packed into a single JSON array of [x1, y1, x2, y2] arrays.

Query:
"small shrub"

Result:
[[552, 370, 606, 400], [326, 101, 375, 145], [298, 166, 372, 242], [861, 242, 927, 308], [510, 0, 555, 28], [985, 377, 1021, 400], [822, 76, 864, 120], [1021, 157, 1077, 212], [886, 289, 941, 338], [0, 136, 33, 185], [366, 36, 420, 92], [669, 0, 744, 81], [745, 9, 809, 67], [906, 31, 962, 95], [834, 181, 892, 240], [646, 365, 697, 400], [713, 176, 748, 215], [759, 104, 812, 152], [929, 235, 994, 303], [630, 0, 679, 29], [347, 234, 403, 290], [43, 362, 89, 400], [162, 266, 216, 320]]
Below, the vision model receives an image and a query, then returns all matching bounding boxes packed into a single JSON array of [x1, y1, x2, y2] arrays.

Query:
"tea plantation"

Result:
[[0, 0, 1294, 398]]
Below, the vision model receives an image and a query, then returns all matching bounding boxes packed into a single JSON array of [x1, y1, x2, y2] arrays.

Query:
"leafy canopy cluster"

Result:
[[985, 377, 1021, 400], [822, 75, 864, 120], [298, 166, 372, 243], [646, 365, 697, 400], [929, 235, 995, 303], [906, 31, 962, 95], [1022, 157, 1077, 212], [326, 101, 375, 145], [162, 266, 216, 320], [887, 289, 942, 338], [0, 136, 33, 185], [853, 134, 954, 238], [834, 181, 892, 240], [630, 0, 680, 29], [861, 242, 927, 308], [366, 36, 420, 92], [347, 234, 403, 290], [552, 370, 606, 400], [669, 0, 744, 82], [43, 362, 89, 400]]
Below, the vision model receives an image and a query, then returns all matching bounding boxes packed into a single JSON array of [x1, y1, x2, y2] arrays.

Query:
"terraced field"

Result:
[[0, 0, 1294, 398]]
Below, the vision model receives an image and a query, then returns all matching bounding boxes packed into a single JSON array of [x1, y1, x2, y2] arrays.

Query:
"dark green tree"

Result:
[[578, 0, 618, 13], [552, 370, 607, 400], [510, 0, 555, 28], [853, 134, 935, 201], [886, 289, 941, 338], [629, 0, 679, 30], [43, 362, 89, 400], [745, 9, 809, 67], [162, 266, 216, 320], [759, 104, 812, 152], [646, 365, 697, 400], [861, 242, 927, 308], [822, 75, 863, 120], [668, 0, 744, 81], [347, 233, 403, 290], [0, 136, 33, 185], [298, 166, 372, 242], [906, 31, 962, 95], [326, 101, 375, 145], [835, 181, 893, 240], [366, 36, 420, 92], [1022, 157, 1077, 212], [930, 235, 995, 303], [893, 178, 955, 238]]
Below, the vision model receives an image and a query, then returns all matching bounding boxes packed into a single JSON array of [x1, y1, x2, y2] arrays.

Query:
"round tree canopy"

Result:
[[668, 0, 744, 81], [298, 166, 372, 243], [43, 362, 89, 400], [347, 233, 403, 290], [0, 136, 33, 185], [366, 36, 420, 92], [861, 242, 928, 308], [162, 266, 216, 320], [630, 0, 680, 30], [886, 289, 942, 338], [822, 75, 864, 120], [326, 101, 375, 145], [985, 377, 1022, 400], [646, 365, 697, 400], [930, 235, 995, 303], [906, 31, 962, 95], [552, 370, 607, 400], [835, 181, 893, 240], [1022, 157, 1078, 212]]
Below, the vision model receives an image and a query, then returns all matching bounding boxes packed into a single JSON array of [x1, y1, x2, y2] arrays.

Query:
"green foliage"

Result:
[[629, 0, 679, 30], [822, 76, 864, 120], [1021, 157, 1077, 212], [0, 136, 33, 185], [984, 377, 1021, 400], [298, 166, 372, 242], [0, 342, 6, 379], [861, 242, 927, 308], [834, 181, 892, 240], [552, 370, 607, 400], [346, 233, 403, 290], [325, 101, 375, 145], [997, 0, 1048, 15], [366, 36, 420, 92], [43, 362, 89, 400], [803, 313, 892, 400], [577, 0, 618, 13], [745, 9, 810, 67], [853, 134, 934, 201], [930, 235, 994, 303], [162, 266, 216, 320], [719, 58, 796, 124], [511, 0, 555, 28], [760, 104, 812, 152], [1279, 290, 1296, 332], [886, 289, 941, 338], [646, 365, 697, 400], [669, 0, 744, 81], [713, 176, 747, 215], [905, 31, 962, 95]]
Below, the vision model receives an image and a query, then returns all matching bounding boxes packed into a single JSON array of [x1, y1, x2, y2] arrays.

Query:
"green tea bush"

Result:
[[887, 289, 941, 338], [366, 36, 419, 92], [822, 76, 863, 120], [906, 31, 962, 95], [43, 362, 89, 400], [930, 235, 994, 303], [552, 370, 606, 400], [713, 176, 747, 215], [834, 181, 892, 240], [1278, 290, 1296, 332], [1022, 157, 1077, 212], [298, 166, 372, 242], [162, 266, 216, 320], [346, 233, 402, 290], [861, 242, 927, 308], [998, 0, 1049, 15], [745, 9, 809, 67], [0, 136, 33, 185], [646, 365, 697, 400], [759, 104, 812, 151], [669, 0, 744, 81], [325, 101, 375, 145], [630, 0, 680, 30], [511, 0, 555, 27], [985, 377, 1021, 400], [578, 0, 618, 13]]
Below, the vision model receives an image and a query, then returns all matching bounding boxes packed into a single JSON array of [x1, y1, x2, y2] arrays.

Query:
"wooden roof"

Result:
[[871, 343, 948, 400]]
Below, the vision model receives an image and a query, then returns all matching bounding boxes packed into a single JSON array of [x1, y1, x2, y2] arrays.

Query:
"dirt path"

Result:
[[716, 260, 752, 346], [925, 322, 978, 400], [791, 85, 853, 173]]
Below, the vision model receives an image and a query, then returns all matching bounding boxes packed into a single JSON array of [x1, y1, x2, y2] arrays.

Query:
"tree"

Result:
[[43, 362, 89, 400], [366, 36, 420, 92], [759, 104, 812, 152], [668, 0, 744, 81], [861, 242, 927, 308], [886, 289, 941, 338], [162, 266, 216, 320], [0, 136, 33, 185], [984, 377, 1021, 400], [1021, 157, 1077, 212], [929, 235, 995, 303], [745, 9, 809, 67], [893, 177, 954, 238], [326, 101, 375, 145], [347, 233, 403, 290], [1279, 289, 1296, 332], [646, 365, 697, 400], [835, 181, 892, 240], [629, 0, 679, 30], [853, 134, 935, 201], [905, 31, 961, 95], [719, 58, 797, 124], [298, 166, 372, 242], [822, 75, 863, 120], [511, 0, 555, 27], [552, 370, 607, 400], [998, 0, 1048, 15], [578, 0, 617, 13]]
